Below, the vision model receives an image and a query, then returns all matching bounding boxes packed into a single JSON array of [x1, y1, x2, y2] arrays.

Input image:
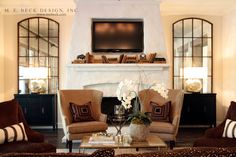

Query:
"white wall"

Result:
[[0, 15, 5, 101], [222, 7, 236, 109], [162, 15, 224, 124], [68, 0, 166, 62]]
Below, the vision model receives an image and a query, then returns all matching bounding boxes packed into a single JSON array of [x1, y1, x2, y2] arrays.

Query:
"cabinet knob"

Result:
[[42, 107, 45, 114], [187, 107, 190, 112]]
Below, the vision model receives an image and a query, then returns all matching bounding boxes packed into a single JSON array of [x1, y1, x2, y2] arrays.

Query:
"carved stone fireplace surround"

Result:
[[66, 63, 170, 97]]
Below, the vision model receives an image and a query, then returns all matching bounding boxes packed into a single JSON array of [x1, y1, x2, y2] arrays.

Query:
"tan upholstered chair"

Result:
[[138, 89, 184, 149], [58, 89, 108, 152]]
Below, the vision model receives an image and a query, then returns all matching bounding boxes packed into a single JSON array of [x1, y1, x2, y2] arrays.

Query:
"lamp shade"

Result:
[[20, 67, 48, 79], [184, 67, 208, 79]]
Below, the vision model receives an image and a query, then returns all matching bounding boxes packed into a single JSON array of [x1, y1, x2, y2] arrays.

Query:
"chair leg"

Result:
[[66, 140, 73, 152], [66, 140, 69, 148], [169, 140, 175, 149]]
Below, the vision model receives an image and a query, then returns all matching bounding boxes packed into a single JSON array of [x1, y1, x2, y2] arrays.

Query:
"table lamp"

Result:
[[184, 67, 208, 93]]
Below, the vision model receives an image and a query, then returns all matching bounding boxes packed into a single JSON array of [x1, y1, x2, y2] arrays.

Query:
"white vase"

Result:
[[129, 123, 149, 142]]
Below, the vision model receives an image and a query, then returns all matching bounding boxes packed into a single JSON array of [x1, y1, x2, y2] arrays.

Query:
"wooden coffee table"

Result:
[[79, 134, 167, 151]]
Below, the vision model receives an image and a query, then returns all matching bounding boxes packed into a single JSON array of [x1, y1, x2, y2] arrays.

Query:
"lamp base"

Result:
[[29, 80, 46, 94], [185, 79, 202, 93]]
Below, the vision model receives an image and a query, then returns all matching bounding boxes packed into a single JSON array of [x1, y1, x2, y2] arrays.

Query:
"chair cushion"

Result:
[[0, 99, 19, 128], [150, 121, 175, 134], [194, 137, 236, 147], [70, 102, 95, 122], [0, 122, 28, 144], [68, 121, 108, 134], [150, 101, 171, 122]]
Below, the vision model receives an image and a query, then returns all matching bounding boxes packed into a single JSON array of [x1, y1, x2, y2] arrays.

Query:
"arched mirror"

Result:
[[18, 17, 59, 94], [173, 18, 213, 93]]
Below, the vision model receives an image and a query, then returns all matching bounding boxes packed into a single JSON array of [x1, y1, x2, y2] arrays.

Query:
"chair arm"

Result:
[[26, 127, 44, 142], [99, 113, 107, 122], [172, 115, 179, 126], [18, 106, 44, 142], [62, 116, 70, 126], [204, 122, 225, 138], [61, 115, 70, 135]]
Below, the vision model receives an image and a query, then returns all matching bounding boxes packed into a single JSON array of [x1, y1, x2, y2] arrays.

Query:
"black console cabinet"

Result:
[[180, 93, 216, 127], [14, 94, 57, 129]]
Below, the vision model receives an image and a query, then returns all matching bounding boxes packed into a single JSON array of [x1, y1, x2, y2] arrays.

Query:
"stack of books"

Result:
[[88, 132, 115, 144]]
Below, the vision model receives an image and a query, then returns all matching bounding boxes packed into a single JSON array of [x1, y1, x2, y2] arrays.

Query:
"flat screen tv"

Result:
[[92, 20, 144, 52]]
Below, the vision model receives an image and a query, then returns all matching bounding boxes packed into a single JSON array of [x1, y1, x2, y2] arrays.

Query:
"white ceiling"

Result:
[[0, 0, 236, 16]]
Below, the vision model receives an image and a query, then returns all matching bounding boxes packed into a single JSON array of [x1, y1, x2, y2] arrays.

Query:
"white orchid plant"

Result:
[[116, 79, 137, 109], [116, 79, 169, 110]]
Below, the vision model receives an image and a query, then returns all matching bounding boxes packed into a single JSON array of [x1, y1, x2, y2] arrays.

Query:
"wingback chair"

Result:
[[138, 89, 184, 149], [58, 89, 108, 152], [194, 101, 236, 147]]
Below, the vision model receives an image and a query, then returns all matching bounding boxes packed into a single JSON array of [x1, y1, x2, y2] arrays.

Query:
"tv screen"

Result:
[[92, 20, 144, 52]]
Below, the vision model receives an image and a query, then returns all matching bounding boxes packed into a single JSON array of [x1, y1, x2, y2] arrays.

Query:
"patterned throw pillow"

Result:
[[150, 101, 171, 122], [70, 102, 95, 122], [0, 122, 28, 144], [223, 119, 236, 138]]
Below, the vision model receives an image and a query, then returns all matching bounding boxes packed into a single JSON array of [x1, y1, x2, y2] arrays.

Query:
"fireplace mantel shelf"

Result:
[[67, 63, 169, 72]]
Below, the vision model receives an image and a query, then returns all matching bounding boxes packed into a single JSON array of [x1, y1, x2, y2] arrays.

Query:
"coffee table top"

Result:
[[79, 134, 167, 149]]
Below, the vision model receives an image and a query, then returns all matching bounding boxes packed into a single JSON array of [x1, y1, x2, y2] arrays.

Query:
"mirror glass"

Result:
[[173, 18, 213, 93], [18, 17, 59, 94]]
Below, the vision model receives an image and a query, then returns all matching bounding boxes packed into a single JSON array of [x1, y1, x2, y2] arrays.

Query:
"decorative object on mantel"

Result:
[[153, 57, 166, 64], [72, 54, 86, 64], [116, 79, 168, 142], [147, 53, 157, 63], [71, 53, 166, 64], [101, 55, 109, 63], [118, 54, 124, 63], [85, 52, 94, 63], [139, 53, 149, 63], [108, 57, 118, 63]]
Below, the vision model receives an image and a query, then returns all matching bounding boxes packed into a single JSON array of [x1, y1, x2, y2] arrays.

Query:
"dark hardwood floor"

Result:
[[36, 127, 206, 149]]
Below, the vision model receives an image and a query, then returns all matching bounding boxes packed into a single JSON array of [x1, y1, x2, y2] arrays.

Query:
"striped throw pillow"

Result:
[[0, 122, 28, 144], [223, 119, 236, 138]]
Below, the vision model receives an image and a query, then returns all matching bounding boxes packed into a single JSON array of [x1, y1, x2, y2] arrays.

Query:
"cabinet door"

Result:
[[16, 97, 30, 122], [40, 95, 54, 125], [200, 95, 216, 126], [27, 97, 44, 125], [181, 94, 216, 126]]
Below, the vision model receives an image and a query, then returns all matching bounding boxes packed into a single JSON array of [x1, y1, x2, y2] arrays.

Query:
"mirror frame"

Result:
[[172, 17, 213, 93], [17, 17, 59, 94]]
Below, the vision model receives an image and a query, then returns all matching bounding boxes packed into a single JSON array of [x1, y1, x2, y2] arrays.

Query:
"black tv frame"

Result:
[[92, 19, 144, 53]]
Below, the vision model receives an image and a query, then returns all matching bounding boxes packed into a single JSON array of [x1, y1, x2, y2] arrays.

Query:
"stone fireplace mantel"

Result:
[[66, 64, 170, 97]]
